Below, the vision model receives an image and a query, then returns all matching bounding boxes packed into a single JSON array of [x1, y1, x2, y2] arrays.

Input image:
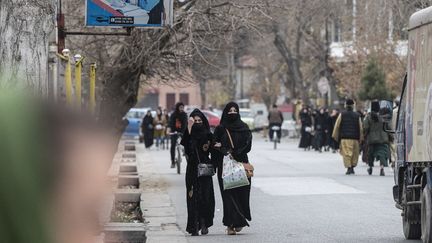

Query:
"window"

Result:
[[166, 93, 176, 110], [180, 93, 189, 106]]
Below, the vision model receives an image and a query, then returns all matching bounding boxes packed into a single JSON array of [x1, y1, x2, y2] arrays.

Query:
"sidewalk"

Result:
[[134, 144, 187, 243]]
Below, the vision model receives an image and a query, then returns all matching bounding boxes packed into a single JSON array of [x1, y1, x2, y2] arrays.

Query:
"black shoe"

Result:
[[351, 167, 355, 175], [170, 163, 175, 168], [367, 167, 372, 175], [380, 168, 385, 176], [346, 168, 351, 175], [201, 226, 208, 235], [191, 231, 199, 236]]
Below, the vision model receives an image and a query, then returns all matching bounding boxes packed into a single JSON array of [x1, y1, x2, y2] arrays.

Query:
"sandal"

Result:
[[227, 227, 236, 235]]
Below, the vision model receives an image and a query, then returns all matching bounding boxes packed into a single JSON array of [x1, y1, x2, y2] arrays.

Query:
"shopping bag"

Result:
[[222, 154, 250, 190]]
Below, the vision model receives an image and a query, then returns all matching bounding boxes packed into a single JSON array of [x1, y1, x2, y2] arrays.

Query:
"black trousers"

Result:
[[170, 134, 178, 163], [269, 123, 282, 140]]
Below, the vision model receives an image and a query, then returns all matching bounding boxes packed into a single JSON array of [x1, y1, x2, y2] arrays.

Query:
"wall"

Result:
[[139, 80, 202, 111]]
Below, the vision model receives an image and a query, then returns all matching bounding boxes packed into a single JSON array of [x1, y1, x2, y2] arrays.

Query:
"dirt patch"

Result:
[[110, 202, 143, 223], [118, 185, 139, 189]]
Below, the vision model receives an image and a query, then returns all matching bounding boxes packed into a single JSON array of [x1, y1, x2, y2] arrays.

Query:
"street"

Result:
[[147, 136, 417, 243]]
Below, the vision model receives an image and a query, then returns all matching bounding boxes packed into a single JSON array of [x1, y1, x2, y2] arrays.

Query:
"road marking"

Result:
[[253, 177, 364, 196]]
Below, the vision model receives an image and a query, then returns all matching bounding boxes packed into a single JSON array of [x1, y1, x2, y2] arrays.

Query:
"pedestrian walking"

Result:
[[268, 104, 284, 142], [314, 108, 328, 152], [153, 107, 168, 150], [364, 101, 393, 176], [167, 102, 188, 168], [141, 110, 154, 149], [299, 107, 313, 150], [181, 109, 215, 236], [213, 102, 253, 235], [332, 99, 363, 175]]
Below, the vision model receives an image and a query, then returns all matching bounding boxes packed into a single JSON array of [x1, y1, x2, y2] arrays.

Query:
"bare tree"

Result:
[[62, 0, 268, 136]]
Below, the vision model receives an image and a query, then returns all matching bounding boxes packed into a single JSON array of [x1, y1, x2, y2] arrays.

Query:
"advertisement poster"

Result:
[[86, 0, 173, 27]]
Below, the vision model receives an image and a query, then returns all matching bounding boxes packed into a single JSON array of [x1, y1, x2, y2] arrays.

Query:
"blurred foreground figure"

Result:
[[332, 99, 364, 175], [0, 90, 114, 243]]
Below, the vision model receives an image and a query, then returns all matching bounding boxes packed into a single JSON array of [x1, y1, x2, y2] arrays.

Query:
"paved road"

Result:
[[148, 136, 418, 243]]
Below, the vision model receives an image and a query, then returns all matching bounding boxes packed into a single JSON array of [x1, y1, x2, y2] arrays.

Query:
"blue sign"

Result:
[[86, 0, 169, 27]]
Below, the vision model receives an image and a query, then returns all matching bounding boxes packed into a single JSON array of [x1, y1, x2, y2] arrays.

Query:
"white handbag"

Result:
[[222, 154, 250, 190], [221, 129, 250, 190]]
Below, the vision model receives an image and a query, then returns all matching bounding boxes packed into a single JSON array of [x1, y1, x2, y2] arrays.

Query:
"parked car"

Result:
[[250, 103, 269, 131], [201, 110, 221, 130], [279, 104, 299, 138], [240, 108, 255, 130]]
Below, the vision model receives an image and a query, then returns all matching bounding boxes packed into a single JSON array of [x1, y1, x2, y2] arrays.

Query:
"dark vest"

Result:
[[340, 111, 360, 140]]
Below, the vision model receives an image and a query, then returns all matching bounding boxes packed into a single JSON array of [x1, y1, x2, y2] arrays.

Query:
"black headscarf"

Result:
[[189, 109, 210, 139], [221, 102, 250, 132]]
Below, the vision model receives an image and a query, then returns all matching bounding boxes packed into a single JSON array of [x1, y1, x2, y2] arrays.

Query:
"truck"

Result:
[[390, 6, 432, 242]]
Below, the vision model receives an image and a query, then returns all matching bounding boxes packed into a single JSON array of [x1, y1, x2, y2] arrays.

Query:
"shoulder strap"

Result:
[[225, 128, 234, 149], [195, 147, 202, 164]]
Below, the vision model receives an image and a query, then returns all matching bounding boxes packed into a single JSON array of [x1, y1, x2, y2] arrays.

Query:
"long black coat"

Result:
[[141, 115, 154, 148], [299, 112, 312, 148], [212, 125, 252, 228], [181, 130, 215, 234]]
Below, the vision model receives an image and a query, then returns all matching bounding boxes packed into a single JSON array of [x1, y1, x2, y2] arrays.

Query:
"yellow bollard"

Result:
[[57, 50, 73, 105], [74, 54, 84, 110], [89, 63, 97, 114]]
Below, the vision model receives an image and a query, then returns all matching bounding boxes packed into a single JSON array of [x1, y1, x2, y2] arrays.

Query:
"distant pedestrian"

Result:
[[213, 102, 253, 235], [153, 107, 167, 150], [299, 107, 313, 150], [167, 102, 188, 168], [181, 109, 215, 236], [141, 110, 154, 148], [268, 104, 284, 142], [363, 101, 392, 176], [332, 99, 363, 175], [314, 108, 328, 152]]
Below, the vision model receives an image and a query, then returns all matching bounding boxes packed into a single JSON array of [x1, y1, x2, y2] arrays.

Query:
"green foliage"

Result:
[[358, 59, 391, 101]]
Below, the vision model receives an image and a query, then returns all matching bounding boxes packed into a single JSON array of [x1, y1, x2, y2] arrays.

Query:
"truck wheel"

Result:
[[403, 186, 422, 239], [422, 187, 432, 243]]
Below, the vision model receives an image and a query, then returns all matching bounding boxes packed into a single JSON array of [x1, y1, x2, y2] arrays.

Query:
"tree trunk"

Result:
[[0, 0, 56, 94], [199, 78, 207, 108]]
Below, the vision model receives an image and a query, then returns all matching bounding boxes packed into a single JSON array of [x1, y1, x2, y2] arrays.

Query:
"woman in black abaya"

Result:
[[181, 109, 215, 236], [213, 102, 252, 235], [141, 110, 154, 148], [299, 107, 312, 150]]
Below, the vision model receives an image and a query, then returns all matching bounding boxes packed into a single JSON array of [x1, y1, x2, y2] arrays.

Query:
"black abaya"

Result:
[[181, 109, 215, 234], [213, 102, 253, 228], [142, 115, 154, 148], [299, 111, 312, 149]]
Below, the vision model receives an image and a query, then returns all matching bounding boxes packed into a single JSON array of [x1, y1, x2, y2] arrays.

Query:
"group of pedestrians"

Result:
[[140, 107, 170, 150], [167, 102, 253, 236], [298, 106, 340, 153], [298, 99, 394, 176]]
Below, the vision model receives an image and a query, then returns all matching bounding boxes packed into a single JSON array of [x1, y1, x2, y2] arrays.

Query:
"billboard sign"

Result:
[[85, 0, 173, 27]]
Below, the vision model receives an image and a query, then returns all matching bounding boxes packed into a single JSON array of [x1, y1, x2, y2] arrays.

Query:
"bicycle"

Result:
[[169, 132, 183, 174], [270, 125, 281, 150]]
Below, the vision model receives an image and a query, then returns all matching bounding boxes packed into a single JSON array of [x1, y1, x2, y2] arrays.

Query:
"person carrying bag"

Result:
[[181, 109, 215, 236], [213, 102, 253, 235]]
